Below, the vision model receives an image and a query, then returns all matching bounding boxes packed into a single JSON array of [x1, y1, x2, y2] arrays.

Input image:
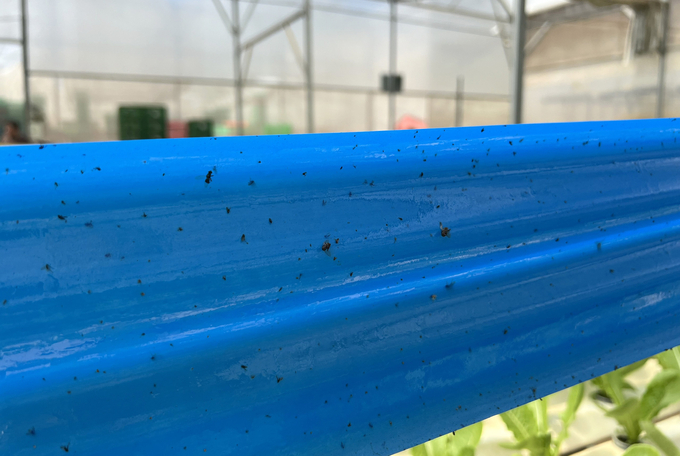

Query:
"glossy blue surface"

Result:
[[2, 119, 680, 455]]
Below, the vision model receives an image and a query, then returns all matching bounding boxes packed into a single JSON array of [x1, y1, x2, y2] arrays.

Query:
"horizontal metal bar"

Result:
[[241, 8, 306, 50], [27, 68, 510, 102], [237, 0, 496, 36], [370, 0, 507, 23], [0, 37, 22, 45], [2, 119, 680, 455]]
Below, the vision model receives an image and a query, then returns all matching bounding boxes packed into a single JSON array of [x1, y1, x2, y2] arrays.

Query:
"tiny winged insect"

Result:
[[439, 222, 451, 238], [60, 443, 70, 452], [42, 264, 53, 272], [205, 170, 213, 184], [322, 241, 331, 256]]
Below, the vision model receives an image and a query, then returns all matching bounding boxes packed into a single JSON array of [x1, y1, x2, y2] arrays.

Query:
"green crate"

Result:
[[118, 106, 167, 140], [188, 120, 213, 138], [263, 123, 293, 135]]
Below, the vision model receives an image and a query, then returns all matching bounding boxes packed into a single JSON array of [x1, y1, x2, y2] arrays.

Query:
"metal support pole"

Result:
[[21, 0, 30, 138], [304, 0, 314, 133], [510, 0, 526, 124], [455, 75, 464, 127], [388, 0, 397, 130], [656, 1, 669, 118], [232, 0, 244, 136]]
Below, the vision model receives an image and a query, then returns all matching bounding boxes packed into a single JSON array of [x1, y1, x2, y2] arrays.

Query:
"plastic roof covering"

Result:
[[0, 0, 580, 95]]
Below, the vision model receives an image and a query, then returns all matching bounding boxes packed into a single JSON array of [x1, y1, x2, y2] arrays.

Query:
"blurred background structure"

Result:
[[0, 0, 677, 142]]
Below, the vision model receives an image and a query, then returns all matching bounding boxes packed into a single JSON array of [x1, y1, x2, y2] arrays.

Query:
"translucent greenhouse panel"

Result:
[[369, 93, 390, 132], [27, 0, 303, 81], [0, 50, 23, 104], [314, 90, 371, 133], [313, 8, 390, 89], [461, 99, 509, 127], [525, 14, 629, 71], [30, 77, 179, 142], [524, 53, 664, 124], [397, 23, 509, 95], [26, 0, 509, 95], [666, 51, 680, 117], [426, 98, 456, 129], [175, 84, 233, 128], [246, 87, 307, 134], [0, 0, 21, 41]]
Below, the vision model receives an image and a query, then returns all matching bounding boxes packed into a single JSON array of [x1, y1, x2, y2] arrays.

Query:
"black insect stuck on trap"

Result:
[[322, 241, 331, 256], [439, 222, 451, 238]]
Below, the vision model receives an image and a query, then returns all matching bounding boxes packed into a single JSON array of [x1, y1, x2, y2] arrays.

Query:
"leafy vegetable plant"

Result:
[[593, 352, 680, 454], [499, 383, 584, 456], [623, 444, 662, 456], [411, 422, 483, 456]]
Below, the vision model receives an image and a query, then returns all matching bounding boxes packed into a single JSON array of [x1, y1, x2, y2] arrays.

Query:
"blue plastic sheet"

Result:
[[2, 119, 680, 455]]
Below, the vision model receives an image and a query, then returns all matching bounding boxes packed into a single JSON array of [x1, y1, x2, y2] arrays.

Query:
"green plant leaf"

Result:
[[593, 372, 624, 406], [618, 359, 649, 377], [458, 447, 475, 456], [449, 422, 483, 454], [425, 434, 453, 456], [622, 444, 661, 456], [639, 370, 680, 421], [533, 399, 549, 434], [562, 383, 585, 426], [605, 397, 641, 443], [640, 421, 680, 456], [622, 380, 637, 392], [660, 377, 680, 410], [500, 435, 551, 456], [554, 383, 585, 455], [595, 359, 647, 406], [411, 443, 430, 456], [657, 347, 680, 371], [500, 403, 538, 442], [606, 397, 640, 420]]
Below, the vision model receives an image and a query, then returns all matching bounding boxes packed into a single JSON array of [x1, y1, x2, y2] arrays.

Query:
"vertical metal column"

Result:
[[455, 75, 464, 127], [511, 0, 526, 124], [304, 0, 314, 133], [388, 0, 397, 130], [656, 1, 669, 118], [232, 0, 244, 136], [21, 0, 30, 138]]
